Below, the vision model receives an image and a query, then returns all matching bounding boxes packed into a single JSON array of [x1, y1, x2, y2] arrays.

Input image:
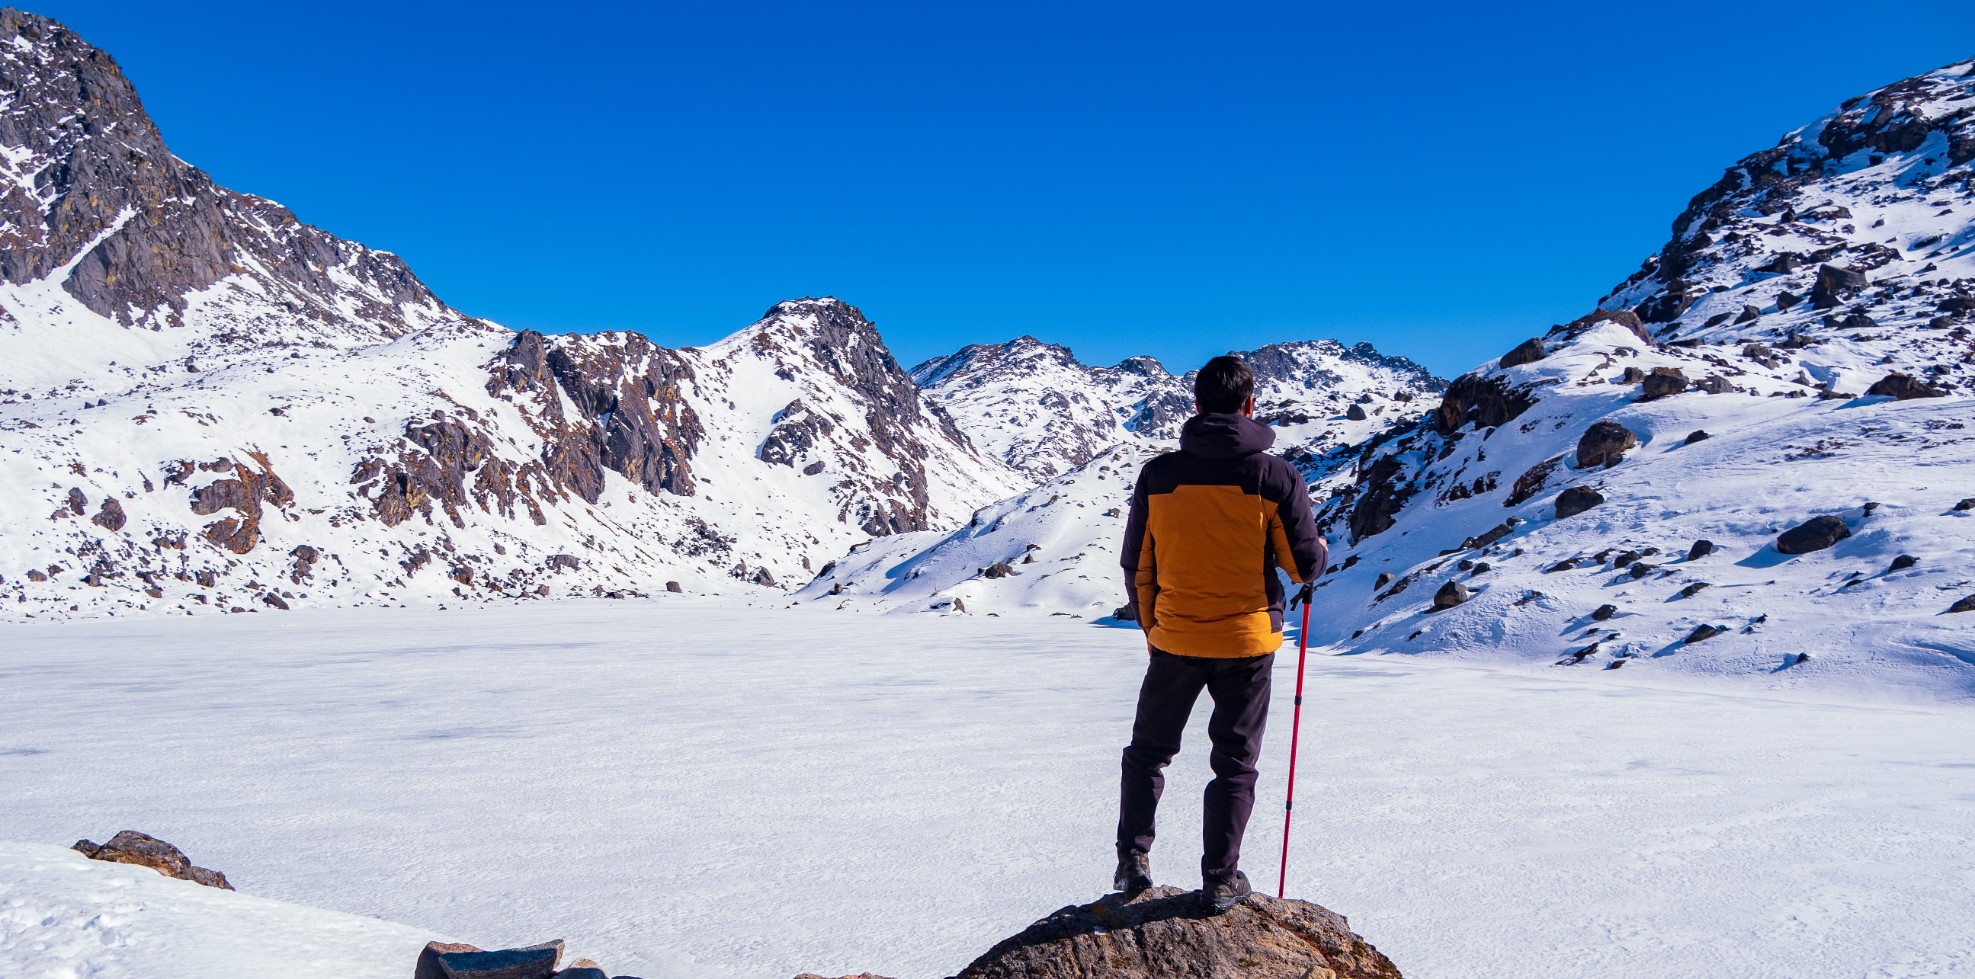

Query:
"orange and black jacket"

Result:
[[1121, 413, 1329, 658]]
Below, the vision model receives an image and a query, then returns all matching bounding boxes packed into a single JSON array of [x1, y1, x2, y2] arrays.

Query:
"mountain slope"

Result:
[[1306, 58, 1975, 693], [0, 10, 1018, 620]]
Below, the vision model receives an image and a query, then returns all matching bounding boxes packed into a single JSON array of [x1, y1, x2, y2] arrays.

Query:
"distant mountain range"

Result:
[[0, 8, 1434, 620]]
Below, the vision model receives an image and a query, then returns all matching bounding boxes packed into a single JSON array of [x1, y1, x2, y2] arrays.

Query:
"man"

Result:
[[1115, 354, 1328, 913]]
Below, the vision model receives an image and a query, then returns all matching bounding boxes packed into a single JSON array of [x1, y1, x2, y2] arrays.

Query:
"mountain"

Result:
[[912, 336, 1443, 482], [815, 59, 1975, 693], [1304, 58, 1975, 691], [0, 9, 1019, 619]]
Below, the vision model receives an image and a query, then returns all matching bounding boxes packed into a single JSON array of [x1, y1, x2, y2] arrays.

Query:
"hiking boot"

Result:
[[1113, 848, 1152, 894], [1203, 871, 1252, 914]]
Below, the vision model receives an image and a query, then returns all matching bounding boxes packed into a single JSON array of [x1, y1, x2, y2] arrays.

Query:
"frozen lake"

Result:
[[3, 600, 1972, 978]]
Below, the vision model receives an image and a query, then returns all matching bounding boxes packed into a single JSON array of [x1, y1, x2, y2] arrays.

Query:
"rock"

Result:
[[1575, 421, 1639, 469], [416, 942, 485, 979], [1499, 337, 1546, 368], [1433, 374, 1536, 436], [949, 885, 1400, 979], [982, 561, 1015, 579], [91, 497, 126, 531], [1949, 595, 1975, 614], [753, 566, 779, 588], [1640, 367, 1688, 401], [1890, 554, 1918, 572], [665, 581, 683, 593], [1958, 499, 1975, 512], [1687, 539, 1714, 560], [1684, 430, 1710, 445], [1685, 624, 1721, 643], [1678, 582, 1710, 598], [1460, 521, 1515, 550], [1555, 486, 1605, 519], [1345, 403, 1369, 421], [1628, 562, 1657, 579], [427, 940, 563, 979], [1613, 550, 1642, 568], [552, 970, 609, 979], [1776, 290, 1802, 311], [261, 592, 289, 610], [1591, 604, 1617, 621], [1810, 264, 1867, 309], [1605, 658, 1626, 670], [1865, 373, 1947, 400], [1373, 572, 1394, 589], [547, 554, 581, 571], [1545, 558, 1578, 573], [1505, 455, 1563, 506], [71, 830, 232, 890], [1776, 515, 1851, 554], [1431, 580, 1472, 611], [794, 974, 897, 979]]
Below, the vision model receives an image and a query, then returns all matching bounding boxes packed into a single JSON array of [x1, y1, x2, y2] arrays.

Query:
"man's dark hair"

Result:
[[1194, 355, 1254, 414]]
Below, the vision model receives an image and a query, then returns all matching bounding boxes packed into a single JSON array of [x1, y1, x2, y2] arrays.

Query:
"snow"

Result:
[[4, 603, 1974, 978], [0, 842, 445, 979]]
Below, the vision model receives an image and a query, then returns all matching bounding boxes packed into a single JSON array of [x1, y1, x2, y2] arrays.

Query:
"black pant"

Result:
[[1117, 648, 1274, 886]]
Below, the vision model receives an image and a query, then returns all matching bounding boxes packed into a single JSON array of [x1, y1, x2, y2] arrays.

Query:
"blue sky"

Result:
[[32, 1, 1975, 377]]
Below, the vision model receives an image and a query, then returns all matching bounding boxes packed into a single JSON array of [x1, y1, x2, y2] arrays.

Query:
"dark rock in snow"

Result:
[[1865, 373, 1947, 399], [72, 830, 232, 890], [666, 581, 683, 593], [1431, 580, 1472, 611], [1685, 624, 1722, 643], [1506, 455, 1563, 506], [90, 497, 125, 531], [1640, 367, 1688, 401], [1890, 554, 1918, 572], [1678, 582, 1710, 598], [1949, 595, 1975, 614], [1556, 486, 1605, 519], [1374, 572, 1394, 589], [1576, 421, 1639, 469], [1684, 430, 1710, 445], [1957, 498, 1975, 512], [1688, 539, 1715, 560], [1810, 264, 1868, 309], [423, 939, 562, 979], [949, 885, 1401, 979], [982, 561, 1015, 579], [1776, 515, 1851, 554], [1499, 337, 1546, 368], [1591, 603, 1618, 621], [1345, 403, 1369, 421]]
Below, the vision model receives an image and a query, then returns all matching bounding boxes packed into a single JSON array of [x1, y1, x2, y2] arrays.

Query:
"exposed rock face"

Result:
[[0, 9, 444, 337], [188, 453, 293, 554], [72, 830, 231, 890], [1499, 337, 1546, 368], [1640, 367, 1688, 401], [1776, 515, 1852, 554], [949, 886, 1401, 979], [1431, 579, 1472, 611], [1433, 374, 1535, 436], [1347, 454, 1412, 543], [1575, 421, 1639, 469]]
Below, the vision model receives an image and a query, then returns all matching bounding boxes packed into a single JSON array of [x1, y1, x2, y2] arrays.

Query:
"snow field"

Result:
[[2, 603, 1972, 978]]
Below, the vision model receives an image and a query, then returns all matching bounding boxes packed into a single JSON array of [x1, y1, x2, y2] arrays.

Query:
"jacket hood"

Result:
[[1179, 412, 1276, 460]]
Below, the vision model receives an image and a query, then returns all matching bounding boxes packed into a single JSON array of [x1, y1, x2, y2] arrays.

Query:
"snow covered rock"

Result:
[[946, 885, 1401, 979], [72, 830, 231, 890]]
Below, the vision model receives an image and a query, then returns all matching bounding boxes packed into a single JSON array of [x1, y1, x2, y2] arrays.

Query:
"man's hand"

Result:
[[1146, 640, 1157, 657], [1290, 581, 1314, 608]]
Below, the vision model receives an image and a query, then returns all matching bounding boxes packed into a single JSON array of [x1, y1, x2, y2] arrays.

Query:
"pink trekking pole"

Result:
[[1277, 595, 1313, 898]]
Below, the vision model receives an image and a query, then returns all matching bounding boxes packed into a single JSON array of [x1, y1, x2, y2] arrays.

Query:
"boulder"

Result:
[[1431, 580, 1472, 611], [91, 497, 126, 531], [1345, 403, 1369, 421], [1499, 337, 1546, 368], [1685, 624, 1722, 643], [1555, 486, 1605, 519], [949, 885, 1401, 979], [424, 940, 563, 979], [415, 942, 484, 979], [71, 830, 232, 890], [1950, 595, 1975, 614], [1865, 373, 1947, 400], [982, 561, 1015, 579], [1591, 604, 1618, 621], [1958, 499, 1975, 512], [1776, 516, 1851, 555], [1684, 430, 1710, 445], [1810, 264, 1867, 309], [665, 581, 683, 593], [1687, 539, 1714, 561], [1575, 421, 1639, 469], [1890, 554, 1918, 572], [1640, 367, 1688, 401], [1373, 572, 1394, 589]]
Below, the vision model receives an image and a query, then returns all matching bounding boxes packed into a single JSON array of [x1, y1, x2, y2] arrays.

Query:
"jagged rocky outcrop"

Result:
[[72, 830, 231, 890]]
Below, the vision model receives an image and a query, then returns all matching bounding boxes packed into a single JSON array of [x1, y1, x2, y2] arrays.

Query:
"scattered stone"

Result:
[[1957, 499, 1975, 512], [1575, 421, 1639, 469], [546, 554, 581, 571], [1678, 582, 1710, 598], [1431, 580, 1472, 611], [91, 497, 126, 531], [72, 831, 232, 890], [1461, 521, 1516, 550], [1556, 485, 1605, 519], [1687, 539, 1714, 561], [1810, 263, 1867, 309], [1640, 367, 1688, 401], [1373, 572, 1394, 589], [415, 942, 485, 979], [1776, 515, 1851, 554], [1628, 562, 1657, 579], [262, 591, 289, 610], [665, 581, 683, 593], [423, 940, 563, 979], [1949, 595, 1975, 614], [1470, 562, 1491, 575], [981, 561, 1015, 579], [1865, 372, 1947, 399], [1545, 558, 1579, 573], [948, 885, 1401, 979], [1792, 653, 1813, 666], [1591, 604, 1618, 621], [752, 566, 779, 588], [1345, 403, 1369, 421], [1684, 430, 1710, 445], [1605, 658, 1626, 670], [1613, 551, 1642, 568], [1686, 624, 1722, 643], [1499, 337, 1546, 368], [1890, 554, 1918, 572]]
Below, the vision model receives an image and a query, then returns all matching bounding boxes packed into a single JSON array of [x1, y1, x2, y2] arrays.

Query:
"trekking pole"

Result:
[[1277, 590, 1313, 898]]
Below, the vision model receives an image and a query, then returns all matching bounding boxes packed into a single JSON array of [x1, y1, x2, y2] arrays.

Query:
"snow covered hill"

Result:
[[816, 58, 1975, 693], [912, 336, 1443, 482], [0, 10, 1018, 620]]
